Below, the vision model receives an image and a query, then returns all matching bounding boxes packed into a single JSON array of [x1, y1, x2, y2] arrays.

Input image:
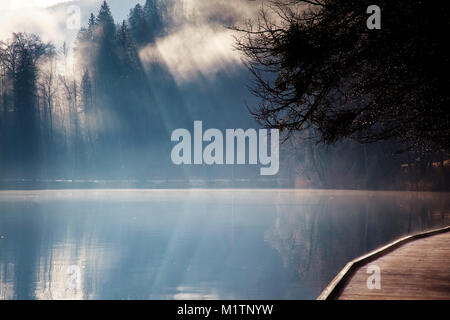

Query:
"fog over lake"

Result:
[[0, 189, 448, 300]]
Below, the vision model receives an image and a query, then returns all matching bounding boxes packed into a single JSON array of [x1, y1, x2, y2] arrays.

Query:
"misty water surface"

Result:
[[0, 189, 449, 299]]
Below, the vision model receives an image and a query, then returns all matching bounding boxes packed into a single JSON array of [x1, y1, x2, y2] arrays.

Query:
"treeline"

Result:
[[0, 1, 177, 181], [283, 134, 450, 191], [0, 1, 448, 190], [234, 0, 450, 191]]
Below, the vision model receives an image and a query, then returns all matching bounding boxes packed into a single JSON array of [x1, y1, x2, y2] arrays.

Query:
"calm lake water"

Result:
[[0, 189, 449, 300]]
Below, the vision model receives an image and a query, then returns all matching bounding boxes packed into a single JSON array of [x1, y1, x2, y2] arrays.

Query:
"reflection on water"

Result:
[[0, 189, 449, 300]]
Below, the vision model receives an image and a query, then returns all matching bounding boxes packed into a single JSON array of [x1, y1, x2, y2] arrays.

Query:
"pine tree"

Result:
[[93, 1, 119, 96], [88, 13, 96, 32], [0, 33, 54, 178], [81, 69, 93, 111], [116, 21, 138, 68], [78, 13, 96, 42], [128, 4, 152, 47], [144, 0, 163, 36], [96, 1, 115, 41]]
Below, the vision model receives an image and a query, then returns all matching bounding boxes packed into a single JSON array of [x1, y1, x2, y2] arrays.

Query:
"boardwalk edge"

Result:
[[317, 225, 450, 300]]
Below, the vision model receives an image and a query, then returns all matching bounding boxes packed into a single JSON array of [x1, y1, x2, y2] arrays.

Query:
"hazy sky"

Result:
[[0, 1, 70, 9]]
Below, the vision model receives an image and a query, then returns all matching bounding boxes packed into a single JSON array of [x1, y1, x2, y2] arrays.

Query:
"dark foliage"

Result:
[[234, 0, 449, 153]]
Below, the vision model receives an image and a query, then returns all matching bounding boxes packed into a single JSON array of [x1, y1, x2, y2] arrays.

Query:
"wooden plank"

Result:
[[317, 225, 450, 300]]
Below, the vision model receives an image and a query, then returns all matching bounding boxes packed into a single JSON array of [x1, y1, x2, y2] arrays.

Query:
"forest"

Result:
[[0, 0, 448, 190]]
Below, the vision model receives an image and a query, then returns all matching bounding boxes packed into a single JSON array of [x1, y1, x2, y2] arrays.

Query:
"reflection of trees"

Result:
[[0, 202, 93, 299], [265, 191, 450, 297], [0, 191, 449, 299]]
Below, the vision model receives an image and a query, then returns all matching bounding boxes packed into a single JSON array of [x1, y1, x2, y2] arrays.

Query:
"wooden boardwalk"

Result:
[[318, 226, 450, 300]]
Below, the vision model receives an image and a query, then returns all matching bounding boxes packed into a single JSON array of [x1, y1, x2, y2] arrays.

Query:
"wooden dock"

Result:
[[318, 226, 450, 300]]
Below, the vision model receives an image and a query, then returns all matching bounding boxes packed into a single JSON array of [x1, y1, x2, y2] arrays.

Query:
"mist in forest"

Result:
[[0, 0, 448, 190]]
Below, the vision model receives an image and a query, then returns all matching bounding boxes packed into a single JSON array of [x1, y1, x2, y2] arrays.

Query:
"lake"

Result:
[[0, 189, 449, 300]]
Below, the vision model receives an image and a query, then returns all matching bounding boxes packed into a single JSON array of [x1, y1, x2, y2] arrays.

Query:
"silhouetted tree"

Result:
[[234, 0, 450, 153], [96, 1, 116, 41], [38, 53, 58, 141], [81, 69, 93, 112], [88, 13, 97, 32], [129, 3, 152, 47], [0, 33, 54, 177], [143, 0, 164, 38], [128, 0, 166, 47]]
